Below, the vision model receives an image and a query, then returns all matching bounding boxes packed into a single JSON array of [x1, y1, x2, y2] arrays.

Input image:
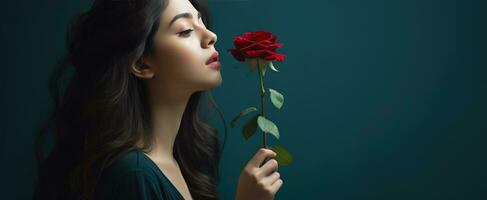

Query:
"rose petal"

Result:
[[264, 53, 287, 62], [270, 35, 279, 43], [240, 41, 284, 52], [230, 30, 285, 62], [240, 41, 271, 51], [234, 37, 252, 49], [244, 30, 272, 42], [245, 49, 275, 58], [228, 48, 246, 61]]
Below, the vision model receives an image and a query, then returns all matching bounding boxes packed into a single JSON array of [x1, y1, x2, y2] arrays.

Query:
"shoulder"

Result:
[[94, 150, 164, 200], [104, 150, 154, 176]]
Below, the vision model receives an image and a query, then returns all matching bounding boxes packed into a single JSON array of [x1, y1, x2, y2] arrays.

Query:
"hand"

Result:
[[235, 148, 284, 200]]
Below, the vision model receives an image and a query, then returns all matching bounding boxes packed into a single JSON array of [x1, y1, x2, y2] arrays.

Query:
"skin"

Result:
[[235, 148, 284, 200], [130, 0, 283, 199]]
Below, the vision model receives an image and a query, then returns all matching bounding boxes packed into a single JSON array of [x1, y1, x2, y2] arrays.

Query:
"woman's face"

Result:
[[144, 0, 221, 93]]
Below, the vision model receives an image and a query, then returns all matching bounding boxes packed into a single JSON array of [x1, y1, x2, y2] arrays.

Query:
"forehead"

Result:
[[161, 0, 199, 26]]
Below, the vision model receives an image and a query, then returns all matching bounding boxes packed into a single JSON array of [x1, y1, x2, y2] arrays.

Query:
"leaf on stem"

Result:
[[257, 116, 280, 139], [259, 59, 270, 77], [242, 114, 259, 140], [231, 107, 258, 128], [268, 61, 279, 72], [268, 88, 284, 110], [270, 145, 293, 166]]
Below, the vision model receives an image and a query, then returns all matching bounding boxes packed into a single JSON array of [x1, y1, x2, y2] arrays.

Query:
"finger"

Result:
[[269, 178, 283, 193], [259, 156, 272, 168], [257, 158, 278, 178], [261, 171, 280, 185], [250, 148, 276, 167]]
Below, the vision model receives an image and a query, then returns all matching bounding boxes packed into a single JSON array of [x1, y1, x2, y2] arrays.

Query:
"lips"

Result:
[[206, 51, 219, 65]]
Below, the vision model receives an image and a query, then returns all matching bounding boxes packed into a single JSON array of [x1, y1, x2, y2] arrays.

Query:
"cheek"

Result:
[[168, 41, 204, 76], [154, 39, 198, 69], [153, 39, 215, 87]]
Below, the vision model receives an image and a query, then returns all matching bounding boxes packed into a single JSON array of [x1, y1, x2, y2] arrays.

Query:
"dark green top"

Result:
[[94, 150, 185, 200]]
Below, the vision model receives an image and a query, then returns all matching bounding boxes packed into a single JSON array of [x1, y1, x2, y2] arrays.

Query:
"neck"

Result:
[[142, 83, 194, 165]]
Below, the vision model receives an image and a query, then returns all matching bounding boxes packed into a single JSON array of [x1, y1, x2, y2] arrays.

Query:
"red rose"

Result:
[[228, 30, 286, 62]]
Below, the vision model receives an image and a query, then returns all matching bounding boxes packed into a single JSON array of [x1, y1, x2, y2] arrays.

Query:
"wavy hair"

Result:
[[33, 0, 227, 199]]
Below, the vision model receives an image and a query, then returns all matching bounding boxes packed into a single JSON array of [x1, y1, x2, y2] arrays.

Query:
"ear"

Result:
[[131, 57, 156, 79]]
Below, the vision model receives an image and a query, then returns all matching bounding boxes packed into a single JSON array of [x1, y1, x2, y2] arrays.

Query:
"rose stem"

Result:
[[257, 59, 267, 149]]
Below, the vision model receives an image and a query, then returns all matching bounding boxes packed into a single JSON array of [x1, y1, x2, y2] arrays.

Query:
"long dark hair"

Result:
[[33, 0, 227, 199]]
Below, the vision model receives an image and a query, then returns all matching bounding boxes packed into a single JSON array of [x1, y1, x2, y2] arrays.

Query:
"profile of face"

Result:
[[132, 0, 221, 95]]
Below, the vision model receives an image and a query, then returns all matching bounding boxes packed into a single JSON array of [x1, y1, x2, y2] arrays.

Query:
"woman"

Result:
[[33, 0, 283, 199]]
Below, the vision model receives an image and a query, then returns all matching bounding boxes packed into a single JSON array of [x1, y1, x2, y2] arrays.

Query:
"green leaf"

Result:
[[231, 107, 258, 128], [242, 114, 259, 140], [268, 62, 279, 72], [259, 59, 270, 77], [268, 88, 284, 110], [257, 59, 266, 76], [270, 145, 293, 166], [257, 116, 280, 139]]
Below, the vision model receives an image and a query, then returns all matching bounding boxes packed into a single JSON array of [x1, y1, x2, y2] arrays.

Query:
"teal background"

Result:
[[1, 0, 486, 199]]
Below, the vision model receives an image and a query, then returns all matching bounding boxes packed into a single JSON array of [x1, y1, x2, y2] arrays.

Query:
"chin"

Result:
[[195, 72, 222, 91], [208, 71, 223, 88]]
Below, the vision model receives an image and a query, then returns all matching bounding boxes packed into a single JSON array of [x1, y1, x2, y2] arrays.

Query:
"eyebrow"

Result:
[[168, 11, 202, 28]]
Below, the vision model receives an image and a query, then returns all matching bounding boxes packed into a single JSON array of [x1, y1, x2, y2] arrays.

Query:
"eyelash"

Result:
[[178, 29, 194, 37]]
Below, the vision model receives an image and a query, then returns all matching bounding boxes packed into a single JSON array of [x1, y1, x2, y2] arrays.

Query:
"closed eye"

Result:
[[178, 29, 194, 37]]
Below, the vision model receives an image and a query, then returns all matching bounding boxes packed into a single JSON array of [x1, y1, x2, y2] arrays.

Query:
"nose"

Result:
[[202, 29, 217, 48]]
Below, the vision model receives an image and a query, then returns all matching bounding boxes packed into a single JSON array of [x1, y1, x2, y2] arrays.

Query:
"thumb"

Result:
[[250, 148, 276, 167]]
